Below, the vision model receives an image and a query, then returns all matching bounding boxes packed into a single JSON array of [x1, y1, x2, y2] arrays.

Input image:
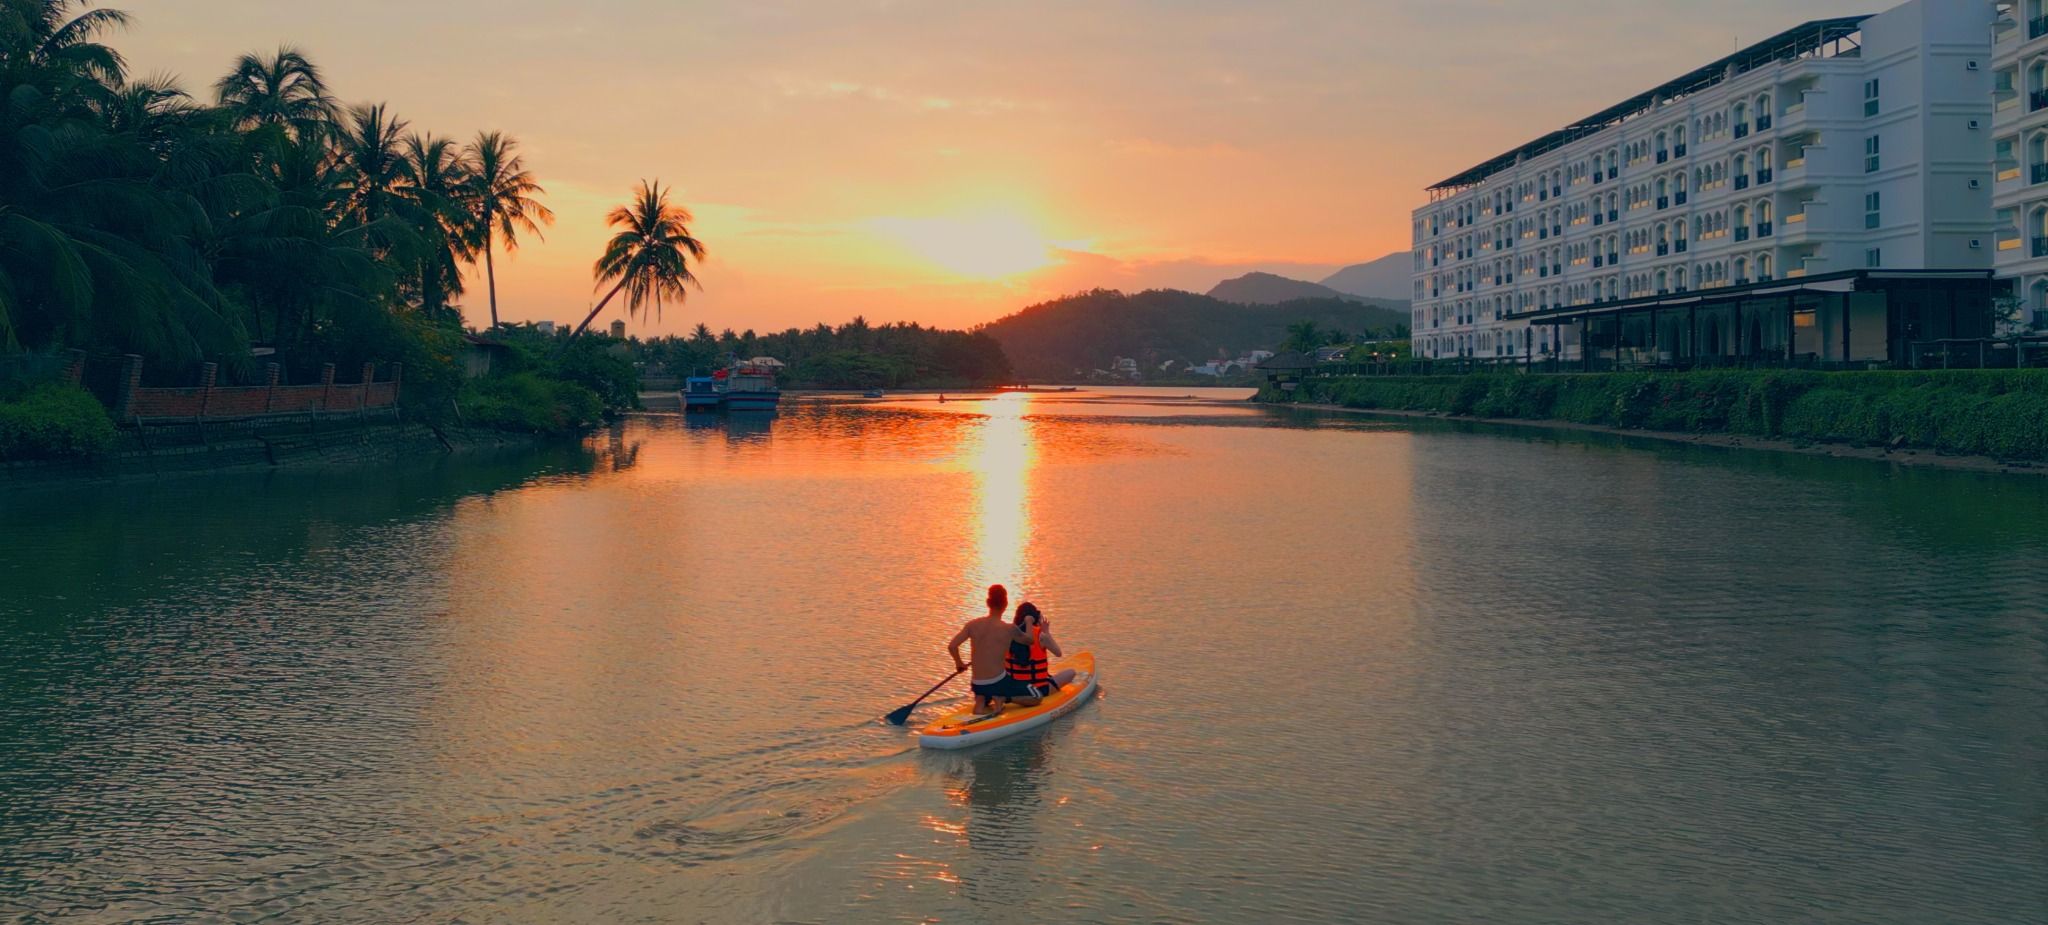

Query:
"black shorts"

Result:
[[1025, 680, 1060, 698], [970, 674, 1038, 701]]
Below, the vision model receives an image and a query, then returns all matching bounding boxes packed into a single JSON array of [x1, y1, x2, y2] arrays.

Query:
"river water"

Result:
[[3, 388, 2045, 924]]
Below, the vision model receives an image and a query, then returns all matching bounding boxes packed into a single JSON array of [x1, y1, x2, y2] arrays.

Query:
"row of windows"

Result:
[[1415, 87, 1807, 237], [1421, 143, 1794, 253], [1420, 249, 1792, 333], [1417, 197, 1791, 296]]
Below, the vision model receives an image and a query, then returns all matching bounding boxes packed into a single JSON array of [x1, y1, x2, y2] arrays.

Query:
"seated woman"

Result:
[[1008, 603, 1077, 700]]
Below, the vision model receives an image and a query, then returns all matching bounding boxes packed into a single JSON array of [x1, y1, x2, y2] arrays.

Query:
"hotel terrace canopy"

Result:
[[1506, 269, 2006, 369], [1425, 15, 1873, 196]]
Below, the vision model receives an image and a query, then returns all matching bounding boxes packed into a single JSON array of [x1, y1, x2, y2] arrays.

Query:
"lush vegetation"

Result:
[[1269, 369, 2048, 461], [635, 317, 1011, 389], [1280, 319, 1411, 359], [0, 1, 683, 448], [457, 324, 638, 431], [0, 380, 116, 458], [979, 289, 1409, 381]]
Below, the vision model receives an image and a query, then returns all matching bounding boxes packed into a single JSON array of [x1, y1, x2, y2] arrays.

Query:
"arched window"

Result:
[[1733, 101, 1747, 127], [1757, 146, 1772, 170], [2032, 279, 2048, 314], [2032, 60, 2048, 95], [1656, 177, 1668, 198], [1758, 199, 1774, 222], [1656, 130, 1668, 154], [1734, 257, 1748, 282], [1756, 93, 1772, 116], [1734, 152, 1748, 176], [1675, 124, 1687, 147], [1675, 266, 1687, 289], [1734, 204, 1750, 227]]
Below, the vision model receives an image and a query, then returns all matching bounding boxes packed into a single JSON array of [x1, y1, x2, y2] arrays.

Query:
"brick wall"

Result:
[[114, 359, 403, 422]]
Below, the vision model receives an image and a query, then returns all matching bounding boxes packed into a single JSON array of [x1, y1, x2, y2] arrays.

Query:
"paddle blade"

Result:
[[884, 704, 916, 726]]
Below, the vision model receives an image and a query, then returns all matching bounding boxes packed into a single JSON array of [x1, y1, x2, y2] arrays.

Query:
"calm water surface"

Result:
[[3, 388, 2046, 923]]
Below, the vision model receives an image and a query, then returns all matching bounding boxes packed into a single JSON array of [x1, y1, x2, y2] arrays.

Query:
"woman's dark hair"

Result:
[[1014, 602, 1042, 627]]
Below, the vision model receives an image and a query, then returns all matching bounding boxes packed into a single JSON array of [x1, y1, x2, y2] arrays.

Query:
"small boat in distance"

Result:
[[864, 388, 885, 398], [682, 376, 722, 413], [719, 361, 781, 412]]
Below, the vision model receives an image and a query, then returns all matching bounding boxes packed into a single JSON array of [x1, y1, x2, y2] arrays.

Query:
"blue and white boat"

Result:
[[718, 362, 781, 412], [682, 376, 722, 413]]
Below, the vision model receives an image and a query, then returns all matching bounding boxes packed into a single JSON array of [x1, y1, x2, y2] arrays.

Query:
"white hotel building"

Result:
[[1410, 0, 2014, 367]]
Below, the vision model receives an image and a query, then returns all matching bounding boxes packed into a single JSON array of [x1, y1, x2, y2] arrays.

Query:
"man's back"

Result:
[[960, 615, 1017, 680]]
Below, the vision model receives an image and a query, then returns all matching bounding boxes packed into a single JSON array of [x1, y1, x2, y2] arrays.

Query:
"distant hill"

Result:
[[1319, 252, 1411, 301], [978, 288, 1410, 380], [1207, 271, 1364, 305]]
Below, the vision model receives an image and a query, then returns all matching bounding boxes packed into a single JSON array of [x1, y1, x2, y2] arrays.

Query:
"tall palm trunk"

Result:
[[568, 277, 631, 339], [484, 236, 500, 328]]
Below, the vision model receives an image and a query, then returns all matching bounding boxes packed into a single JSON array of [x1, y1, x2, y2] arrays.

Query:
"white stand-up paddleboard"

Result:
[[916, 652, 1097, 749]]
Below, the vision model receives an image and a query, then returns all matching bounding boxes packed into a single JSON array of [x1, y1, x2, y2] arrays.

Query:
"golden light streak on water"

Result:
[[964, 392, 1036, 608]]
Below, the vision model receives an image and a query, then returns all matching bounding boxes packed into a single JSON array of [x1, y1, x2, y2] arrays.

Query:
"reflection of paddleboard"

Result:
[[917, 653, 1097, 750]]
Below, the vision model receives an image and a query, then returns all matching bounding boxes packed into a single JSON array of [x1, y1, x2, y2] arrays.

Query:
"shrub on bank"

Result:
[[458, 373, 604, 434], [0, 383, 118, 460], [1273, 368, 2048, 460]]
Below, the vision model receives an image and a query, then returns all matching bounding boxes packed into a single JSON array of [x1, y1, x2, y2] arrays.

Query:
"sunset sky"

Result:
[[117, 0, 1869, 336]]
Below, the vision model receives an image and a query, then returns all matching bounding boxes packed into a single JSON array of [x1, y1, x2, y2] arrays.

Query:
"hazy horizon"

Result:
[[113, 0, 1870, 335]]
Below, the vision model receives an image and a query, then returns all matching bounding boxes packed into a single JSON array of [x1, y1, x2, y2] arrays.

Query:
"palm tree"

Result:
[[400, 132, 472, 319], [212, 46, 334, 139], [333, 102, 408, 226], [2, 1, 130, 89], [464, 131, 551, 329], [568, 179, 704, 339]]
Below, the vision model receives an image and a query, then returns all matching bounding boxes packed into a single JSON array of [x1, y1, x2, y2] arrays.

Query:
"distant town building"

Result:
[[610, 319, 627, 339], [536, 320, 556, 335], [1411, 0, 2008, 367]]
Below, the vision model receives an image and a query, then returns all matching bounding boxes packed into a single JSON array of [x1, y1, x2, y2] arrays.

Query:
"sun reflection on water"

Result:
[[965, 392, 1036, 606]]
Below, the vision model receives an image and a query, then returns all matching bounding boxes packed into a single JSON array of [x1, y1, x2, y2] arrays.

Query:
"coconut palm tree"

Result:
[[333, 102, 408, 226], [568, 179, 704, 339], [464, 130, 551, 329], [400, 132, 472, 319], [212, 45, 334, 139], [1, 0, 130, 88]]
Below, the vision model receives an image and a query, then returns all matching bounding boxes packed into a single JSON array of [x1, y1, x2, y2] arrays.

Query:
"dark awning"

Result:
[[1507, 269, 1996, 325]]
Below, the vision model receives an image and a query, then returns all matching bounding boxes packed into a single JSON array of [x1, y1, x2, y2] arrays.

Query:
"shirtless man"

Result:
[[947, 584, 1038, 714]]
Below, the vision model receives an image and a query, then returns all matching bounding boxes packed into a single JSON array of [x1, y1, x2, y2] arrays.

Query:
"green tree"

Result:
[[334, 102, 408, 226], [212, 45, 334, 140], [1282, 320, 1322, 354], [399, 131, 472, 320], [464, 131, 552, 329], [569, 179, 704, 339]]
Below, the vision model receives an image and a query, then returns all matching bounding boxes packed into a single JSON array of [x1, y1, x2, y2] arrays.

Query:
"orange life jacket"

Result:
[[1005, 624, 1051, 685]]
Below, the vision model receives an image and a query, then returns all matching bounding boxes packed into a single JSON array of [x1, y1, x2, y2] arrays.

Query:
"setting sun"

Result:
[[869, 210, 1058, 281]]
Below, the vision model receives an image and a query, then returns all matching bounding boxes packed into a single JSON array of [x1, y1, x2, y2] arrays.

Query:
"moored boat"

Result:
[[718, 362, 781, 412], [682, 376, 722, 412]]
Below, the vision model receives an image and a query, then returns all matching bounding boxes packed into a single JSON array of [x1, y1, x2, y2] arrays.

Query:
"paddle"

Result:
[[885, 667, 966, 725]]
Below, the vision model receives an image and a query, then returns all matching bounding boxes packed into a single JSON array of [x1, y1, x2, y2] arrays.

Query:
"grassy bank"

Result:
[[1264, 370, 2048, 461]]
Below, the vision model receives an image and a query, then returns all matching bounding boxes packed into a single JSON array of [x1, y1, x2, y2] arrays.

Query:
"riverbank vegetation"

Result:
[[635, 318, 1011, 390], [0, 382, 116, 459], [0, 1, 669, 454], [1266, 370, 2048, 461]]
